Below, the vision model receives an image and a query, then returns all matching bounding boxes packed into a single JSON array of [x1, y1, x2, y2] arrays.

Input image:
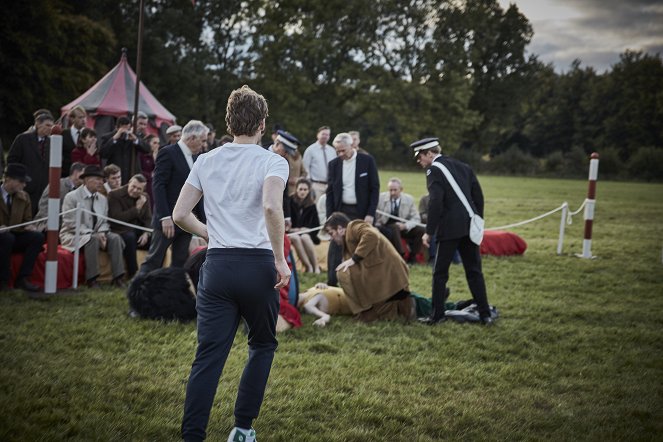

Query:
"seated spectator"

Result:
[[101, 164, 122, 196], [375, 177, 425, 264], [33, 162, 85, 231], [60, 165, 126, 288], [139, 134, 160, 208], [288, 177, 320, 273], [0, 164, 43, 291], [324, 212, 414, 322], [108, 174, 152, 279], [71, 128, 101, 167]]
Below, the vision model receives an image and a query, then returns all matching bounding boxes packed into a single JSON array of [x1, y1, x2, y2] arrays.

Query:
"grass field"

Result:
[[1, 171, 662, 441]]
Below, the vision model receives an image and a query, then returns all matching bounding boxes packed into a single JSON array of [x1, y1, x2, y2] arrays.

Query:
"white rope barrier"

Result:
[[0, 207, 153, 233], [566, 199, 588, 225], [0, 208, 78, 232], [287, 225, 323, 237], [77, 208, 154, 233], [486, 204, 566, 231]]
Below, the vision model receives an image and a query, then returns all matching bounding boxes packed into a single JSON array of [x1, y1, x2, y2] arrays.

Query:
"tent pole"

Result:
[[131, 0, 146, 176]]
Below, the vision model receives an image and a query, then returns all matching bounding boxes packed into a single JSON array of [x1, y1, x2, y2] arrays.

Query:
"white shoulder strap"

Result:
[[431, 161, 474, 218]]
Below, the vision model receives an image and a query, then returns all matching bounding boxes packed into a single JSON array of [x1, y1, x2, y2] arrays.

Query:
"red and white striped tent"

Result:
[[60, 50, 176, 139]]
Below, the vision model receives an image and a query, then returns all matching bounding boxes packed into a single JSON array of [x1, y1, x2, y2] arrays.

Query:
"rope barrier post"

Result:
[[72, 203, 82, 289], [44, 131, 63, 293], [578, 152, 599, 259], [557, 202, 568, 255]]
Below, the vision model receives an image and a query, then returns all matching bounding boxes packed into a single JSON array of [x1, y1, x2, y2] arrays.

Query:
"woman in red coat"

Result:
[[70, 128, 101, 167]]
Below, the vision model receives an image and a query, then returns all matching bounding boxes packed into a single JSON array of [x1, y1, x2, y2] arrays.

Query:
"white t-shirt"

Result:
[[186, 143, 289, 250]]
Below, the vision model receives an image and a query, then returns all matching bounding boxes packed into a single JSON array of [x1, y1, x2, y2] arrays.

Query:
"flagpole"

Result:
[[131, 0, 146, 176]]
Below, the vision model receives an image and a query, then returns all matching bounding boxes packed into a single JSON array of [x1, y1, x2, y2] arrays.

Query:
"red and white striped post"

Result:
[[580, 152, 599, 259], [45, 127, 63, 293]]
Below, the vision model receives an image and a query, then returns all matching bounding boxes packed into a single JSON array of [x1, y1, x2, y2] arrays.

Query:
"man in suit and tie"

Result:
[[325, 132, 379, 286], [7, 112, 54, 216], [62, 106, 88, 176], [413, 137, 492, 325], [60, 165, 126, 288], [137, 120, 208, 276], [375, 177, 425, 263], [0, 164, 43, 292]]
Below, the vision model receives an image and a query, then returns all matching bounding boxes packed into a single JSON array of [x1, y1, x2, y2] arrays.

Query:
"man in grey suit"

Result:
[[60, 165, 125, 288], [374, 177, 425, 263], [33, 162, 85, 231]]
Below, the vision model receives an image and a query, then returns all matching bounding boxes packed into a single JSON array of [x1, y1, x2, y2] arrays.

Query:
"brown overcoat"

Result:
[[0, 188, 32, 231], [337, 220, 409, 314]]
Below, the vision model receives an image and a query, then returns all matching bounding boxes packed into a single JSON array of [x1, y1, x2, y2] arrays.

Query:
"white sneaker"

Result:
[[227, 427, 256, 442]]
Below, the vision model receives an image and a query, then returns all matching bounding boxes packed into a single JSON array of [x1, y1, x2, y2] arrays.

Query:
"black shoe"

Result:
[[418, 315, 446, 325], [480, 316, 495, 326], [15, 278, 40, 292], [87, 278, 101, 289], [111, 277, 127, 288]]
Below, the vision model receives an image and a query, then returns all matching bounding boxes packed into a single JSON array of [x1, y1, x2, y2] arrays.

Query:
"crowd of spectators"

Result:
[[2, 107, 457, 327]]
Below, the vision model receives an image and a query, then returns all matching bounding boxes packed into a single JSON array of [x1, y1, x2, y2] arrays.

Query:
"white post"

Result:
[[579, 153, 599, 259], [72, 203, 82, 289], [557, 202, 568, 255], [44, 134, 62, 293]]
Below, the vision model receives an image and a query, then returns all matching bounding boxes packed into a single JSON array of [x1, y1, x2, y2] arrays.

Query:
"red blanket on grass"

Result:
[[481, 230, 527, 256]]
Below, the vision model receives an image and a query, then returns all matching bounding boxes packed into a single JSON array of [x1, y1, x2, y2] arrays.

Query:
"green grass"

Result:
[[2, 172, 662, 441]]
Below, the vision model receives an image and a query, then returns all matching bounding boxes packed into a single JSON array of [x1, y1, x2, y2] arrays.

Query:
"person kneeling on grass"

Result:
[[324, 212, 415, 323]]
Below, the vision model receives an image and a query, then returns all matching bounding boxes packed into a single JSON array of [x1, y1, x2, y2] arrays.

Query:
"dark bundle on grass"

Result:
[[126, 267, 196, 322]]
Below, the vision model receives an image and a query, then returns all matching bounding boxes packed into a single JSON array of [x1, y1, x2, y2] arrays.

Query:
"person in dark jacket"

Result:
[[413, 137, 492, 325], [324, 132, 380, 286], [7, 112, 54, 216], [0, 164, 43, 291], [100, 116, 150, 185], [108, 174, 152, 278], [289, 177, 320, 273]]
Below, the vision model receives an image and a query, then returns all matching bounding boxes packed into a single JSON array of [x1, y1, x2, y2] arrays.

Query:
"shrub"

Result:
[[626, 146, 663, 181], [453, 148, 484, 172], [487, 146, 540, 175], [594, 147, 621, 178], [543, 151, 565, 174]]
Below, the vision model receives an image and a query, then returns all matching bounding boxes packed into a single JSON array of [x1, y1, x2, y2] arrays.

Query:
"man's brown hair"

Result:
[[324, 212, 351, 230], [103, 164, 121, 178], [225, 85, 268, 137]]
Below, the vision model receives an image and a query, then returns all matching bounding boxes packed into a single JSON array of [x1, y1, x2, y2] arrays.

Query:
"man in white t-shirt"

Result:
[[173, 85, 290, 442]]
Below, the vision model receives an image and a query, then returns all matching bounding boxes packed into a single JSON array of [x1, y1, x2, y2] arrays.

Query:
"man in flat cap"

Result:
[[166, 125, 182, 145], [413, 137, 493, 325], [0, 164, 43, 291], [60, 165, 126, 288]]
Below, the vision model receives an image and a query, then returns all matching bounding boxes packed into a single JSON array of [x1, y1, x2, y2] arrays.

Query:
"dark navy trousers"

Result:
[[433, 236, 490, 317], [181, 248, 280, 442]]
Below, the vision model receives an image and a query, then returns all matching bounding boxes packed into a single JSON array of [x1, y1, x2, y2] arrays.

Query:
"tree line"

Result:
[[2, 0, 661, 180]]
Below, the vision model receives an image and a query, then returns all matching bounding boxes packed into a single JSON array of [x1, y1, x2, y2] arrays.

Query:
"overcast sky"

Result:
[[498, 0, 663, 72]]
